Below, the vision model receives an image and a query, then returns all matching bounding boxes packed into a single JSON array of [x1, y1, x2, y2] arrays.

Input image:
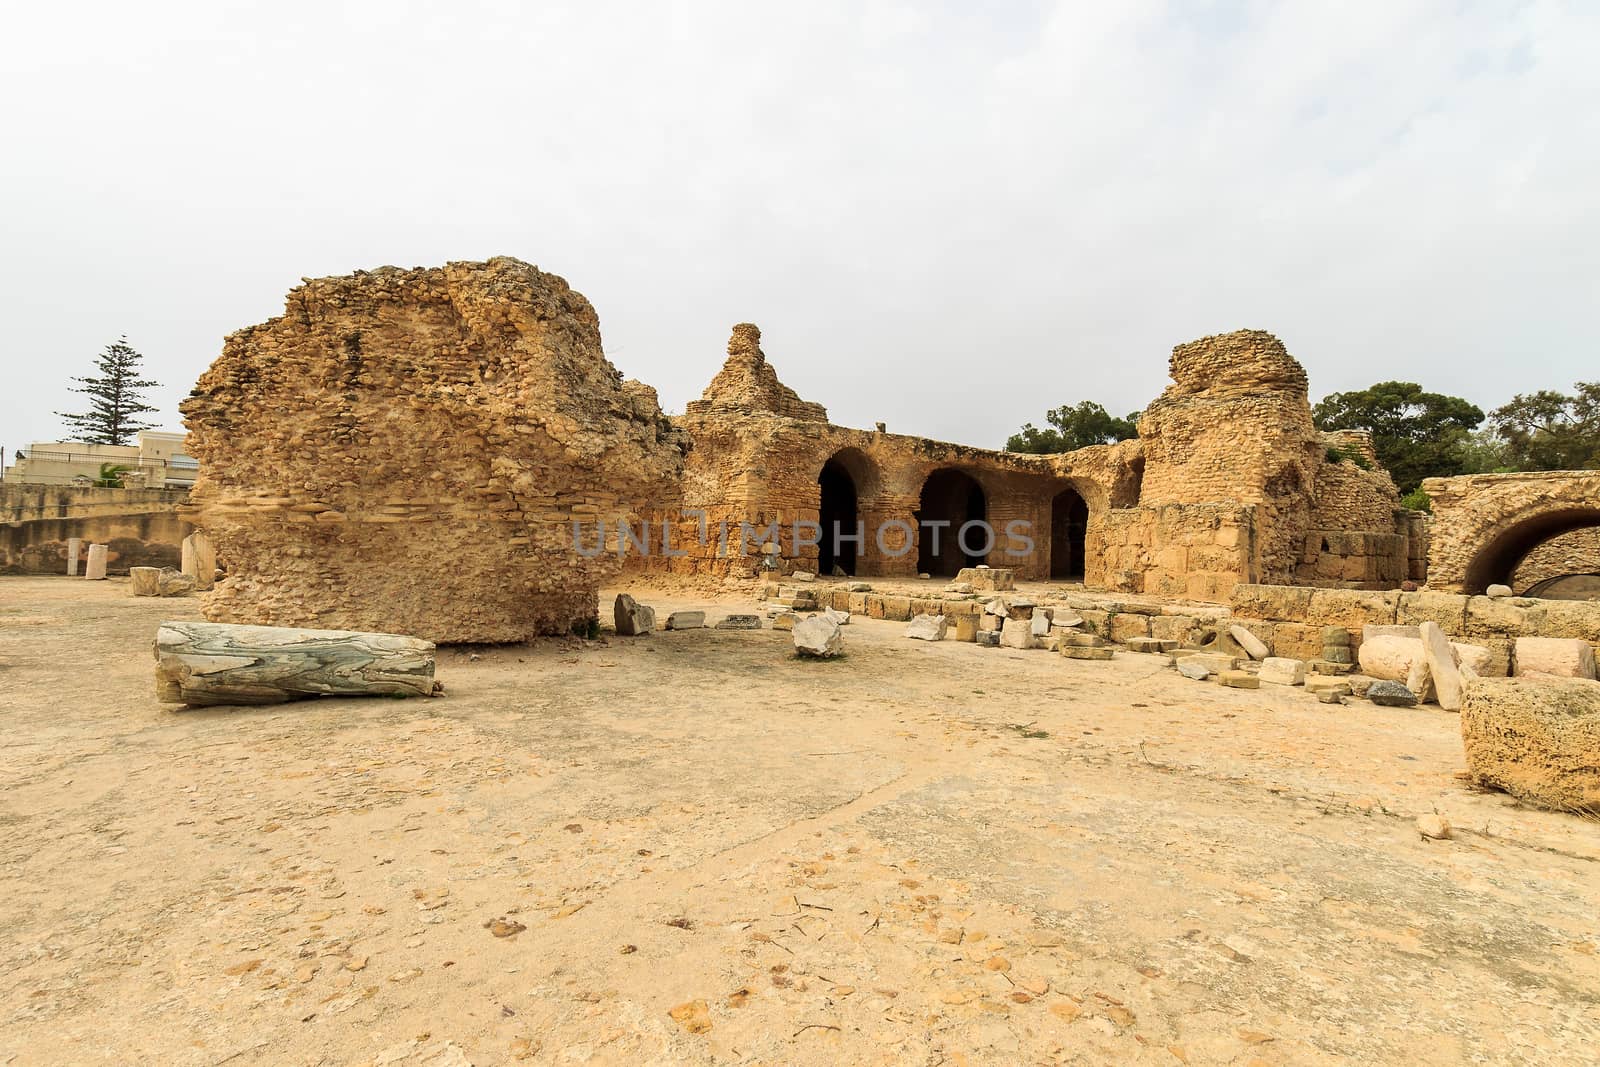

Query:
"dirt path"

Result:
[[1, 577, 1597, 1065]]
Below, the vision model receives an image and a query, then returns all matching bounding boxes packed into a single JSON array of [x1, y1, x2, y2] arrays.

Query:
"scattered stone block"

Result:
[[1000, 625, 1036, 650], [1367, 680, 1418, 707], [1062, 633, 1106, 648], [665, 610, 705, 630], [1125, 636, 1177, 654], [945, 582, 973, 593], [790, 570, 816, 582], [1316, 688, 1344, 704], [793, 615, 843, 658], [1258, 657, 1306, 685], [1175, 660, 1212, 681], [181, 531, 217, 591], [952, 614, 978, 642], [1347, 675, 1376, 698], [906, 615, 948, 641], [979, 614, 1002, 632], [1109, 613, 1151, 643], [130, 566, 162, 597], [66, 537, 82, 577], [772, 613, 796, 631], [1461, 676, 1600, 811], [845, 582, 872, 592], [1306, 676, 1352, 699], [1006, 597, 1038, 622], [715, 614, 761, 630], [1321, 626, 1351, 646], [1218, 670, 1259, 689], [85, 544, 108, 580], [976, 631, 1001, 648], [1186, 652, 1239, 675], [1513, 637, 1597, 680], [158, 569, 198, 597], [957, 566, 1013, 591], [1039, 633, 1062, 651], [1029, 610, 1051, 638], [1228, 624, 1269, 661], [1051, 611, 1085, 630], [613, 594, 655, 636], [1308, 659, 1354, 675], [1486, 584, 1513, 598], [824, 608, 850, 626], [1419, 621, 1465, 711], [1062, 645, 1113, 661]]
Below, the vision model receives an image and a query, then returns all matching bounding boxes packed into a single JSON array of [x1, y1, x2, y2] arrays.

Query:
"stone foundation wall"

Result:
[[1230, 583, 1600, 676], [1, 485, 191, 574], [1511, 528, 1600, 593]]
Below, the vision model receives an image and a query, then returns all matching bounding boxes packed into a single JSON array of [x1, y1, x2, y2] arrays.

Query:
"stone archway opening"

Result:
[[1050, 486, 1089, 580], [1463, 506, 1600, 595], [818, 455, 859, 576], [917, 468, 987, 576]]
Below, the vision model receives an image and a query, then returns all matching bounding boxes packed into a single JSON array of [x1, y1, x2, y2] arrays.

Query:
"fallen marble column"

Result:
[[155, 621, 439, 706]]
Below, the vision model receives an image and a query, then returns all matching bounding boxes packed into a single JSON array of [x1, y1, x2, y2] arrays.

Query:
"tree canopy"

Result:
[[1490, 382, 1600, 471], [1006, 401, 1139, 454], [56, 337, 160, 446], [1311, 381, 1483, 493]]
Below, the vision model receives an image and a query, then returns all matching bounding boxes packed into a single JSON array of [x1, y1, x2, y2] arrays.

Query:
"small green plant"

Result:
[[94, 462, 132, 487], [1325, 445, 1373, 470], [1400, 488, 1432, 513]]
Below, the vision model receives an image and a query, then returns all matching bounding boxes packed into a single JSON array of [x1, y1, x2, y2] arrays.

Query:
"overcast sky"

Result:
[[2, 1, 1596, 457]]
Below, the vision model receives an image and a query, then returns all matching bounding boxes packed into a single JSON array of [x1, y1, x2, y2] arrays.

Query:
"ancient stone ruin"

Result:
[[181, 258, 686, 642]]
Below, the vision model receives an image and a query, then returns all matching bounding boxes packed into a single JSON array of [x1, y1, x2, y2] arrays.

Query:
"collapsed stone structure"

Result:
[[183, 256, 1592, 643], [182, 258, 685, 642], [634, 326, 1415, 601]]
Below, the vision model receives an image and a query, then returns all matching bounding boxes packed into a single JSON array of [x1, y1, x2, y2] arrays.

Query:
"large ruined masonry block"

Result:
[[182, 258, 685, 642], [1461, 676, 1600, 812]]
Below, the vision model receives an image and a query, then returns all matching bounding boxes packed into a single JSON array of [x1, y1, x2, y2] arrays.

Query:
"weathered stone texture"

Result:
[[1423, 471, 1600, 594], [1461, 676, 1600, 811], [182, 258, 686, 642]]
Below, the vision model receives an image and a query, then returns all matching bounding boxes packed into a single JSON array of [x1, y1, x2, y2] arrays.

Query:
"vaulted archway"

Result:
[[916, 468, 987, 576]]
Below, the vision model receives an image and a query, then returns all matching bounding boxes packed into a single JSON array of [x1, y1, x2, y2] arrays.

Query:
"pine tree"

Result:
[[55, 337, 161, 446]]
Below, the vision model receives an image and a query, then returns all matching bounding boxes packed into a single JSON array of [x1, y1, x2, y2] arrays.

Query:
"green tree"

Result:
[[1006, 401, 1139, 454], [1311, 381, 1483, 493], [1489, 382, 1600, 471], [56, 337, 160, 446]]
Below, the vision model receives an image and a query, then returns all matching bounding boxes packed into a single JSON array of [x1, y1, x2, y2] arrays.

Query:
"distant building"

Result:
[[2, 430, 198, 490]]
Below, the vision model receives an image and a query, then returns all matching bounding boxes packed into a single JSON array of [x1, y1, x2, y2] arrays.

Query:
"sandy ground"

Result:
[[1, 576, 1598, 1067]]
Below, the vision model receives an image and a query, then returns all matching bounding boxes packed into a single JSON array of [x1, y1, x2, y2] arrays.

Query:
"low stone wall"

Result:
[[1291, 529, 1408, 588], [1230, 583, 1600, 677], [1097, 503, 1254, 602], [1, 485, 191, 574]]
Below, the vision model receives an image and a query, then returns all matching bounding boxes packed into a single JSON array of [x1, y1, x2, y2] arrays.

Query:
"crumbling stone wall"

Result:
[[1, 485, 191, 574], [182, 258, 686, 642], [1423, 471, 1600, 594]]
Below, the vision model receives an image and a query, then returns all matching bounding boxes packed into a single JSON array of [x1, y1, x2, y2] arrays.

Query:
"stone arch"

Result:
[[1425, 472, 1600, 594], [816, 447, 878, 576], [916, 467, 988, 576], [1050, 485, 1089, 579]]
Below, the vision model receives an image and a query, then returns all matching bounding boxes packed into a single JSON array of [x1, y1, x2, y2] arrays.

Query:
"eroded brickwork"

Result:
[[183, 258, 686, 642]]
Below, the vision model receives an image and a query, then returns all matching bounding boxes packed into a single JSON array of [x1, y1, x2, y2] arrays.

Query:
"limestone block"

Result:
[[793, 616, 842, 658], [773, 613, 796, 631], [957, 566, 1014, 591], [1419, 621, 1464, 711], [613, 594, 655, 636], [1062, 633, 1106, 648], [130, 567, 162, 597], [1175, 660, 1212, 681], [1029, 611, 1052, 638], [1039, 633, 1063, 651], [1321, 626, 1351, 647], [1230, 584, 1314, 622], [1305, 589, 1400, 632], [1347, 675, 1376, 698], [1126, 637, 1177, 654], [1268, 622, 1322, 662], [881, 596, 913, 622], [1363, 624, 1421, 643], [1358, 635, 1423, 681], [1052, 611, 1086, 630], [1513, 638, 1597, 680], [158, 569, 198, 597], [181, 531, 217, 591], [1461, 676, 1600, 811], [1228, 624, 1270, 661], [1062, 645, 1113, 660], [1186, 652, 1240, 674], [1000, 625, 1036, 650], [790, 570, 815, 582], [976, 631, 1001, 647], [85, 544, 108, 580], [715, 614, 761, 630], [1396, 591, 1467, 634], [979, 614, 1002, 632], [1308, 659, 1354, 675], [952, 614, 978, 642], [1005, 597, 1037, 622], [1367, 680, 1417, 707], [66, 537, 82, 577], [906, 615, 948, 641], [1110, 613, 1151, 643], [1258, 657, 1306, 686], [665, 611, 705, 630], [824, 608, 850, 626], [1219, 670, 1259, 689], [1486, 584, 1513, 598], [1305, 676, 1352, 697]]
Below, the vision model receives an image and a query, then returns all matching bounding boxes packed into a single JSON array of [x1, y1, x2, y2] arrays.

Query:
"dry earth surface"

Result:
[[2, 576, 1598, 1066]]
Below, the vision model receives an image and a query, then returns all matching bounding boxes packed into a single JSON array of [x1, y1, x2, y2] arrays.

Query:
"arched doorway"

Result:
[[818, 456, 859, 576], [1050, 487, 1088, 579], [1463, 507, 1600, 594], [916, 469, 987, 576]]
